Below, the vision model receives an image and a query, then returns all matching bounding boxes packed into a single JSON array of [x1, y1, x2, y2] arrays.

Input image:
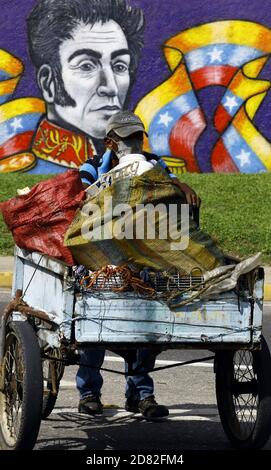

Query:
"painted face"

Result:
[[54, 20, 131, 138]]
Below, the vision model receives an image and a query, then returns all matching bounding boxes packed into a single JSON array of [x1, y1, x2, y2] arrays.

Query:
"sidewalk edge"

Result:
[[265, 284, 271, 302], [0, 272, 13, 288]]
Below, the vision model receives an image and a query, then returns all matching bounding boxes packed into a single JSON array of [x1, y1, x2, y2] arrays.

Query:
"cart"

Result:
[[1, 246, 271, 450]]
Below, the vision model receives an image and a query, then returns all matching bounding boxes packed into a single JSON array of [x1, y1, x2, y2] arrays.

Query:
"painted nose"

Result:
[[97, 67, 118, 97]]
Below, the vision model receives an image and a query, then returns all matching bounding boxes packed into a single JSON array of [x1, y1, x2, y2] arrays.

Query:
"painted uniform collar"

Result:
[[32, 118, 96, 168]]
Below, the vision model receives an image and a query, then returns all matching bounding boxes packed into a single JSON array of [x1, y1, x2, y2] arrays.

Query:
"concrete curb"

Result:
[[265, 285, 271, 302], [1, 272, 271, 300]]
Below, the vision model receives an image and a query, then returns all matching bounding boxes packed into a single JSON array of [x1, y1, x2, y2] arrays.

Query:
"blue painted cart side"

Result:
[[12, 247, 264, 349]]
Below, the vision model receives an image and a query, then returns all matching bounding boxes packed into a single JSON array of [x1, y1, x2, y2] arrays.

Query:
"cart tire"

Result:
[[0, 321, 43, 450], [42, 349, 65, 419], [216, 337, 271, 449]]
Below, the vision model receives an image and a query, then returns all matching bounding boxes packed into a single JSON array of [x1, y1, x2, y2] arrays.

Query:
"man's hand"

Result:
[[172, 179, 201, 207]]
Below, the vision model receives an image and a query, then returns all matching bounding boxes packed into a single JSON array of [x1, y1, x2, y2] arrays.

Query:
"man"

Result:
[[25, 0, 145, 173], [80, 111, 201, 205], [78, 110, 200, 419]]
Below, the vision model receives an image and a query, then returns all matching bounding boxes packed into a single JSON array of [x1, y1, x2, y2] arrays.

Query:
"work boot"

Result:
[[126, 395, 169, 419], [125, 396, 140, 413], [78, 396, 103, 415]]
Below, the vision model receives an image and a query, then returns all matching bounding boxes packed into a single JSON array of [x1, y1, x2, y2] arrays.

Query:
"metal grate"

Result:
[[150, 274, 204, 292], [85, 272, 204, 293], [83, 273, 124, 291]]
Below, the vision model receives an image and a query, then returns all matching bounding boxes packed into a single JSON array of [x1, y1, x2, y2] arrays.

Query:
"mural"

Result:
[[0, 50, 45, 172], [1, 0, 271, 174], [136, 20, 271, 173]]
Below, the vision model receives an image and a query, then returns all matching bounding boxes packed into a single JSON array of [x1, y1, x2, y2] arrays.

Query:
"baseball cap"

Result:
[[105, 110, 148, 138]]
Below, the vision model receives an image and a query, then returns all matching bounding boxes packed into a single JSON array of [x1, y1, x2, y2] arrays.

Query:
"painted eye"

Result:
[[79, 61, 97, 72], [113, 62, 129, 74]]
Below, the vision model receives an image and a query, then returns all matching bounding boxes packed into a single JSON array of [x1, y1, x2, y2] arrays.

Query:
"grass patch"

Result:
[[0, 174, 52, 256], [0, 173, 271, 263], [181, 173, 271, 264]]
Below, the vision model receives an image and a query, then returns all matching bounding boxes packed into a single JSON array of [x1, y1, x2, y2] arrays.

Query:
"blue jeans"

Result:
[[76, 349, 156, 401]]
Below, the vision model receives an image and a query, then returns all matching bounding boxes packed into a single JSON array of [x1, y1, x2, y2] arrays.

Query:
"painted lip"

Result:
[[93, 105, 121, 111]]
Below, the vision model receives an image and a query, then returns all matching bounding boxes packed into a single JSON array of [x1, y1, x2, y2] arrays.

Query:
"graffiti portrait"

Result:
[[0, 0, 144, 174]]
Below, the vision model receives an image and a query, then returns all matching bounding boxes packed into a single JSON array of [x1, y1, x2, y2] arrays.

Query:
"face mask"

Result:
[[114, 136, 143, 159]]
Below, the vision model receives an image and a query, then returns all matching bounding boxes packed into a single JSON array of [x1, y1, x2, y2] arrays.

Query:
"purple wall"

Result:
[[1, 0, 271, 174]]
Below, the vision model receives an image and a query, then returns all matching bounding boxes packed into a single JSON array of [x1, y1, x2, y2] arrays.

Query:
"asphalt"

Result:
[[1, 255, 271, 300], [1, 288, 271, 451]]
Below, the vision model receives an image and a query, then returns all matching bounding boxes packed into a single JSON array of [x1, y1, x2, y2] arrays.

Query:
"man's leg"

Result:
[[125, 349, 169, 419], [76, 349, 105, 414], [125, 349, 155, 401]]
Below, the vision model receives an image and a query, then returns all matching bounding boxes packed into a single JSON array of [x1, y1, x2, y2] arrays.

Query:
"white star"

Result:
[[9, 158, 21, 168], [20, 156, 32, 164], [207, 47, 223, 63], [158, 112, 173, 128], [235, 149, 250, 167], [8, 155, 32, 168], [224, 95, 239, 113], [10, 117, 23, 133]]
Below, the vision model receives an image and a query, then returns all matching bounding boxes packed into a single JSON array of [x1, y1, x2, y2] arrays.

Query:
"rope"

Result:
[[80, 264, 157, 298], [78, 263, 240, 307]]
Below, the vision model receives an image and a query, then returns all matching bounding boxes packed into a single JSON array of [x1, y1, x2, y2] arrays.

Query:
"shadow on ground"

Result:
[[36, 403, 232, 450]]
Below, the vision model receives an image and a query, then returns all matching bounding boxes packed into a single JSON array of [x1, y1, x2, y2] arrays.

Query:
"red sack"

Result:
[[0, 170, 85, 265]]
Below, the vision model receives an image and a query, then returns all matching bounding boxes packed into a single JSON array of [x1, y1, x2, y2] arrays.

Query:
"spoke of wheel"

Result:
[[3, 335, 23, 440], [232, 350, 258, 438]]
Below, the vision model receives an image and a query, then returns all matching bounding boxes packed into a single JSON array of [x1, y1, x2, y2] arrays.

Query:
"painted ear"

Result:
[[37, 65, 55, 103]]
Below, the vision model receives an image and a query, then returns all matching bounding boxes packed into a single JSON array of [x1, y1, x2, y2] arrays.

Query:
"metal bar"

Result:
[[43, 354, 216, 376], [49, 360, 58, 395], [232, 378, 258, 396], [74, 342, 259, 351], [21, 254, 44, 299], [146, 355, 215, 373]]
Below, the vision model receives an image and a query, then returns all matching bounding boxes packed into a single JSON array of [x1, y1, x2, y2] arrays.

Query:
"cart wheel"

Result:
[[42, 348, 65, 419], [0, 321, 43, 450], [216, 336, 271, 449]]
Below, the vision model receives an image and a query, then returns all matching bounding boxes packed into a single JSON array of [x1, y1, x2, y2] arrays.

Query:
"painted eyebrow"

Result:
[[68, 49, 102, 62], [111, 49, 131, 60], [68, 48, 131, 63]]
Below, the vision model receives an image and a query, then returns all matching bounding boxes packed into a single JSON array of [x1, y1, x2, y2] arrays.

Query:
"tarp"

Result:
[[64, 164, 225, 273], [201, 252, 262, 297], [0, 170, 85, 265]]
